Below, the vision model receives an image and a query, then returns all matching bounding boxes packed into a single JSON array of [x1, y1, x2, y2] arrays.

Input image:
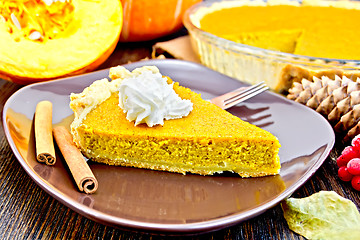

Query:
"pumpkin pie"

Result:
[[189, 0, 360, 92], [70, 65, 281, 177], [200, 0, 360, 60]]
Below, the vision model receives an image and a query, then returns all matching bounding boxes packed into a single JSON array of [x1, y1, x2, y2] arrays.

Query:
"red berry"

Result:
[[337, 146, 360, 167], [338, 166, 354, 182], [351, 175, 360, 191], [347, 158, 360, 175], [337, 155, 349, 167], [352, 134, 360, 150]]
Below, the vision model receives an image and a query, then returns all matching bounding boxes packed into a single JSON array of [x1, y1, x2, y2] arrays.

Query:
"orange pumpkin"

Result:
[[120, 0, 202, 42], [0, 0, 123, 84]]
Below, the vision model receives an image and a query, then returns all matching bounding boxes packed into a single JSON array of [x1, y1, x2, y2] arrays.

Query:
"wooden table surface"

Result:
[[0, 39, 359, 240]]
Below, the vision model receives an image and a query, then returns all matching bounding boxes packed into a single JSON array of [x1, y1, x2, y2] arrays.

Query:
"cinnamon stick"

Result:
[[35, 101, 56, 165], [53, 126, 98, 194]]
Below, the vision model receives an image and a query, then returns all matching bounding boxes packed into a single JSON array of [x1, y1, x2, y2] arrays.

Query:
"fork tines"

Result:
[[212, 81, 269, 110]]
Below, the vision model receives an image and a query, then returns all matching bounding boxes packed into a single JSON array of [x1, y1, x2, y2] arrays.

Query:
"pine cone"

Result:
[[287, 75, 353, 101], [328, 91, 360, 123], [287, 75, 360, 141]]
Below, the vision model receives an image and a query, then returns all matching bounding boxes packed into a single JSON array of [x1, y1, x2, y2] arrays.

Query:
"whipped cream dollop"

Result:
[[118, 68, 193, 127]]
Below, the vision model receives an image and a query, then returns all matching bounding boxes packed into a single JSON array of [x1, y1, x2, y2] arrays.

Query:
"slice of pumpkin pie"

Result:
[[69, 65, 281, 177]]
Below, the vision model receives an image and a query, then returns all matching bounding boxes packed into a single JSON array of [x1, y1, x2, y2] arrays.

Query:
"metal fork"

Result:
[[210, 82, 269, 109]]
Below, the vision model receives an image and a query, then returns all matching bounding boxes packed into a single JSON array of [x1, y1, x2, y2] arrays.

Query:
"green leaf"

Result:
[[281, 191, 360, 240]]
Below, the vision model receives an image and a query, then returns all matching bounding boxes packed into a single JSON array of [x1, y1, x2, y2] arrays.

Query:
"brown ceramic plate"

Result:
[[3, 59, 334, 234]]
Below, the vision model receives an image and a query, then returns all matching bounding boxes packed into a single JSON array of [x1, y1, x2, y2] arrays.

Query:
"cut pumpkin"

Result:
[[0, 0, 123, 84]]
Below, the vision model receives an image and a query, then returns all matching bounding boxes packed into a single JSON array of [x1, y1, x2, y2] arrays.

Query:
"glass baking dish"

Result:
[[183, 0, 360, 93]]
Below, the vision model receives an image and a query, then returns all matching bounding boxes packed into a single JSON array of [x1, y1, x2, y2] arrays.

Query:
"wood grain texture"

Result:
[[0, 40, 359, 240]]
